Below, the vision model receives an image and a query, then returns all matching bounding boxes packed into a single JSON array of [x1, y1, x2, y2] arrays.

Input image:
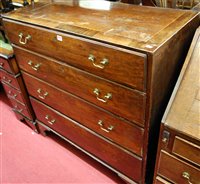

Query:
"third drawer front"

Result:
[[16, 47, 146, 126], [23, 72, 144, 156], [4, 20, 147, 91], [31, 97, 142, 183], [158, 150, 200, 184], [2, 82, 25, 104]]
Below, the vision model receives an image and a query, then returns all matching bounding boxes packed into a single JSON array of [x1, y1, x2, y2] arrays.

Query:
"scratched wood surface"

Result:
[[162, 27, 200, 141], [2, 0, 198, 52]]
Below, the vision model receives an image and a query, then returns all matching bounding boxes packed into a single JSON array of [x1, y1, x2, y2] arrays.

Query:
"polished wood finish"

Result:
[[158, 151, 200, 183], [154, 27, 200, 183], [0, 57, 19, 74], [31, 98, 143, 183], [11, 31, 147, 91], [24, 71, 144, 156], [0, 41, 35, 123], [9, 97, 33, 119], [162, 27, 200, 140], [1, 69, 21, 90], [2, 1, 199, 183], [172, 137, 200, 166], [2, 82, 27, 104], [4, 1, 198, 52], [15, 47, 146, 126]]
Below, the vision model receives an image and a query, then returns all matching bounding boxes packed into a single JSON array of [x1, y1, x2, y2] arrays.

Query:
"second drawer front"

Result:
[[4, 20, 147, 91], [23, 72, 144, 156], [16, 48, 146, 126], [32, 98, 142, 183], [158, 150, 200, 184], [2, 82, 25, 104]]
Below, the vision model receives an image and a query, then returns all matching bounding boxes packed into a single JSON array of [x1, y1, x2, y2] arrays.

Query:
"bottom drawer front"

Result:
[[31, 98, 142, 183], [158, 151, 200, 184], [9, 98, 32, 119]]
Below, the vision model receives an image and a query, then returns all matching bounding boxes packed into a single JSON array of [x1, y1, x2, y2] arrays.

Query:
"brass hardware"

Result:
[[37, 88, 48, 99], [88, 54, 109, 69], [2, 76, 12, 83], [182, 172, 193, 184], [162, 130, 170, 145], [98, 120, 114, 133], [19, 32, 31, 45], [45, 115, 56, 125], [14, 105, 23, 113], [28, 60, 41, 71], [93, 88, 112, 103], [8, 90, 17, 98], [0, 63, 4, 68]]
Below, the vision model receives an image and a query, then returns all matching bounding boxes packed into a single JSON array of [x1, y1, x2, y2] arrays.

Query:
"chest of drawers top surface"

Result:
[[2, 1, 198, 53], [162, 27, 200, 141]]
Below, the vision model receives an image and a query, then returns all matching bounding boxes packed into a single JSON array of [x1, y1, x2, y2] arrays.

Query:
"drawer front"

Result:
[[2, 82, 25, 104], [0, 70, 20, 90], [32, 98, 142, 183], [23, 72, 144, 156], [4, 20, 147, 91], [172, 136, 200, 167], [9, 98, 32, 119], [158, 151, 200, 184], [16, 48, 146, 126], [0, 57, 19, 74]]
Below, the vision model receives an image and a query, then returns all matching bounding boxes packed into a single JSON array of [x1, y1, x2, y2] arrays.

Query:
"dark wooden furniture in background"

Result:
[[2, 1, 199, 183], [153, 27, 200, 184], [0, 41, 37, 132]]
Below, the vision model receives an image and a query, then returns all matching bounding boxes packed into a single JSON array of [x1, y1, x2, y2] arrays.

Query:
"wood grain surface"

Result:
[[2, 1, 199, 52]]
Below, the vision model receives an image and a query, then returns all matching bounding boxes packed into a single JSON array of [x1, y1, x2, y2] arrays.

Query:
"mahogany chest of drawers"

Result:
[[154, 27, 200, 184], [2, 1, 199, 183], [0, 41, 36, 131]]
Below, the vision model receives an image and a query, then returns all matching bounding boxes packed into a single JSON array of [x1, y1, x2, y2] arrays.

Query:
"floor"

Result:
[[0, 86, 125, 184]]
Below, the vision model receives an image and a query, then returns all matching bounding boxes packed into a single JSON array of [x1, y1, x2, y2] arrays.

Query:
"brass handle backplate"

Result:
[[88, 54, 109, 69], [28, 60, 41, 71], [37, 88, 48, 99], [93, 88, 112, 103], [19, 32, 31, 45], [45, 115, 56, 125], [182, 172, 193, 184], [98, 120, 114, 133]]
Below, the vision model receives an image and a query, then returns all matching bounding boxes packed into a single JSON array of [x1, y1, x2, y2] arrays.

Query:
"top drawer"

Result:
[[172, 136, 200, 167], [3, 20, 147, 91]]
